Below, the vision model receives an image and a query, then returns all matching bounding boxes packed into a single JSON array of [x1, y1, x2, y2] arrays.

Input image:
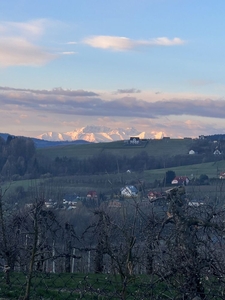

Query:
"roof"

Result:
[[120, 185, 138, 193], [87, 190, 97, 197], [171, 176, 189, 184]]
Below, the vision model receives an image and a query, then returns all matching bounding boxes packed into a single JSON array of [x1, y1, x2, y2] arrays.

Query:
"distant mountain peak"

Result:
[[36, 125, 145, 143]]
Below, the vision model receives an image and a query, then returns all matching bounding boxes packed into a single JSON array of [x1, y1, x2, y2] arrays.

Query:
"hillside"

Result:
[[37, 138, 194, 160], [144, 160, 225, 180]]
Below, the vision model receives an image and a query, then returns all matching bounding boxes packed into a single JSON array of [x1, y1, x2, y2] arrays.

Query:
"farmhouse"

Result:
[[219, 172, 225, 179], [86, 190, 98, 199], [129, 137, 140, 144], [120, 185, 138, 197], [189, 150, 195, 155], [171, 176, 189, 185], [148, 191, 162, 201], [213, 149, 221, 155]]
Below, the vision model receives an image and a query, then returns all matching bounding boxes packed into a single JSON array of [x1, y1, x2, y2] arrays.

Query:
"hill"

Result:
[[37, 138, 194, 160], [0, 133, 91, 149]]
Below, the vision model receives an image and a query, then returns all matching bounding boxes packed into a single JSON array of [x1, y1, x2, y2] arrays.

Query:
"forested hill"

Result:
[[0, 134, 225, 181], [0, 133, 91, 149]]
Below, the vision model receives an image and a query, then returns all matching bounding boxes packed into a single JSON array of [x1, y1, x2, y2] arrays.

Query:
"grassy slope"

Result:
[[37, 138, 225, 179], [5, 139, 225, 194], [37, 139, 193, 160], [144, 160, 225, 181]]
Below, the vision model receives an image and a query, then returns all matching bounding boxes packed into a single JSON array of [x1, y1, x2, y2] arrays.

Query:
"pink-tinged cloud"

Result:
[[0, 37, 56, 67], [1, 86, 225, 122], [0, 19, 59, 67], [83, 35, 185, 51], [0, 19, 47, 38]]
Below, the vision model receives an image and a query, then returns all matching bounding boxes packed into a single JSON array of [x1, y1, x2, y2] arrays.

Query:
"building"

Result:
[[219, 172, 225, 179], [189, 150, 195, 155], [120, 185, 138, 197], [86, 190, 98, 199], [129, 137, 140, 144], [171, 176, 189, 185], [147, 191, 162, 201]]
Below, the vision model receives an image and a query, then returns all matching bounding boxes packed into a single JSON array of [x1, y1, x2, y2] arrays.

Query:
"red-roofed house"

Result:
[[86, 190, 98, 199], [147, 191, 162, 201], [171, 176, 189, 185]]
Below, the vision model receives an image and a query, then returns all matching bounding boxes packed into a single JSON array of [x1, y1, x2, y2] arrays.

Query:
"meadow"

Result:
[[37, 138, 193, 160]]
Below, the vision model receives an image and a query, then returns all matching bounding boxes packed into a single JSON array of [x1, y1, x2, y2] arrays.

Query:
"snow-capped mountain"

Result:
[[37, 126, 146, 143]]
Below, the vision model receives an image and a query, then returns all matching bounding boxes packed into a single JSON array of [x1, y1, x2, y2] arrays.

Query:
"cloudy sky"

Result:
[[1, 0, 225, 139]]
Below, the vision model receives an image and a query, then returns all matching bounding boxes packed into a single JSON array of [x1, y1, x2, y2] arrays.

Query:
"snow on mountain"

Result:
[[36, 126, 146, 143]]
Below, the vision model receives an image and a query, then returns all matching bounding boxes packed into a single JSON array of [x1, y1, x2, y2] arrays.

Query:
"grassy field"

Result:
[[3, 159, 225, 200], [144, 160, 225, 181], [0, 271, 223, 300], [3, 138, 225, 197], [37, 138, 193, 160]]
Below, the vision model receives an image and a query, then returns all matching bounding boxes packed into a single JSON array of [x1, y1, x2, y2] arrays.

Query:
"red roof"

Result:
[[87, 190, 97, 197]]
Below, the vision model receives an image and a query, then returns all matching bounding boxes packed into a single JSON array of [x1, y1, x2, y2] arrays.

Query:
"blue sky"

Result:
[[1, 0, 225, 139]]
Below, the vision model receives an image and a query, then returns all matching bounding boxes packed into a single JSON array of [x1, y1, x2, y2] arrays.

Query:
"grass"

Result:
[[0, 272, 223, 299], [2, 159, 225, 200], [0, 272, 184, 299], [143, 160, 225, 181], [37, 139, 193, 160]]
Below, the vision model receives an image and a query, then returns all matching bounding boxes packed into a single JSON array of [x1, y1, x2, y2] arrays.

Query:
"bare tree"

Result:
[[157, 186, 225, 299]]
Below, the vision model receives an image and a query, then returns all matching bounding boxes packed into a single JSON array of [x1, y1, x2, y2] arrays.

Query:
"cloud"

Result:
[[0, 19, 57, 67], [0, 19, 47, 38], [82, 35, 185, 51], [60, 51, 77, 55], [0, 87, 225, 122], [115, 88, 141, 94], [0, 37, 56, 67], [188, 79, 215, 87], [0, 87, 99, 97]]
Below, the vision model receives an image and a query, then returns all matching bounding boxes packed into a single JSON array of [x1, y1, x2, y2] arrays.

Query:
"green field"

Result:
[[3, 159, 225, 199], [37, 138, 193, 160], [3, 138, 225, 197], [144, 160, 225, 181], [0, 272, 220, 300]]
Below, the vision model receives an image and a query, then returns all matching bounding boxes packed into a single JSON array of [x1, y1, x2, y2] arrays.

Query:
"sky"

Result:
[[1, 0, 225, 139]]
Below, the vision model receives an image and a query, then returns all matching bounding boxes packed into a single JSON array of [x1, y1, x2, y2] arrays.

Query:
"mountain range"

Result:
[[36, 125, 146, 143]]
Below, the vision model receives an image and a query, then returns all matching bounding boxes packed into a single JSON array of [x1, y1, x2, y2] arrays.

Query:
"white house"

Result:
[[189, 150, 195, 155], [120, 185, 138, 197], [129, 137, 140, 145], [213, 149, 221, 155]]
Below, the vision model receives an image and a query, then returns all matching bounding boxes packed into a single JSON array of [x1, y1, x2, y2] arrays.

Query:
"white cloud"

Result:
[[61, 51, 77, 55], [0, 19, 48, 38], [66, 41, 77, 45], [0, 19, 57, 67], [0, 37, 56, 67], [83, 35, 185, 51]]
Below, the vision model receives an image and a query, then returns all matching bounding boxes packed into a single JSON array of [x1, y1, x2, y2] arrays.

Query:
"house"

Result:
[[213, 149, 221, 155], [129, 137, 140, 145], [189, 150, 195, 155], [147, 191, 162, 201], [45, 201, 54, 209], [219, 172, 225, 179], [86, 190, 98, 199], [171, 176, 189, 185], [120, 185, 138, 197]]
